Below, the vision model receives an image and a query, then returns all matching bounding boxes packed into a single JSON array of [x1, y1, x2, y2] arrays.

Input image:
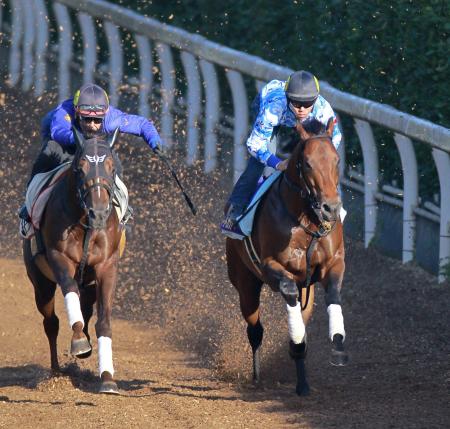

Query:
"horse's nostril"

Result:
[[323, 204, 331, 214]]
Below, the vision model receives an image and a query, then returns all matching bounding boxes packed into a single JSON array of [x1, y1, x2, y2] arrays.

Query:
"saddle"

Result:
[[237, 171, 282, 237]]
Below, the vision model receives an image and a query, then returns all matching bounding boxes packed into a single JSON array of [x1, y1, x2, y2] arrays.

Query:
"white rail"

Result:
[[2, 0, 450, 280]]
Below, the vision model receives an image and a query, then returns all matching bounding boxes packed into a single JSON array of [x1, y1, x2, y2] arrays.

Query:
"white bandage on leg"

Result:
[[340, 206, 347, 222], [286, 302, 306, 344], [98, 336, 114, 376], [327, 304, 346, 341], [64, 291, 84, 329]]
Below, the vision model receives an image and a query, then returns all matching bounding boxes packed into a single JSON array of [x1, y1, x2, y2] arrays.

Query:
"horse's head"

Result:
[[72, 128, 119, 229], [289, 118, 341, 225]]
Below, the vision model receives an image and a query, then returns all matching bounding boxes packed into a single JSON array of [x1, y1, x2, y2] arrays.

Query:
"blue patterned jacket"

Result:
[[247, 80, 342, 168]]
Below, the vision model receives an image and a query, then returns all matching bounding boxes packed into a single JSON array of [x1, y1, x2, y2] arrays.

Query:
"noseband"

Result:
[[282, 134, 336, 236]]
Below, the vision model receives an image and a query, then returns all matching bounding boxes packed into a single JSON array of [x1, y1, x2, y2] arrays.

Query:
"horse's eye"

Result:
[[304, 161, 313, 170]]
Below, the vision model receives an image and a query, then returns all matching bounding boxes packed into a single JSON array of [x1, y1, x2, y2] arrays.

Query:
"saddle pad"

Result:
[[238, 171, 282, 236], [113, 175, 128, 223], [26, 163, 71, 229]]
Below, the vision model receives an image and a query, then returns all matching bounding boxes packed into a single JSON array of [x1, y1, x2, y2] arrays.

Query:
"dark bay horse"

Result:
[[226, 119, 348, 395], [23, 128, 124, 394]]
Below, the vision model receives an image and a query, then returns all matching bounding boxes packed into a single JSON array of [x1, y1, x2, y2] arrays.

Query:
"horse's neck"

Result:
[[279, 145, 319, 224], [278, 175, 310, 223], [57, 171, 84, 219]]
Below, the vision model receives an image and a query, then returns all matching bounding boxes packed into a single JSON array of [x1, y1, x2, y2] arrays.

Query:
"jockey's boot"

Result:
[[220, 203, 245, 239], [18, 204, 33, 239]]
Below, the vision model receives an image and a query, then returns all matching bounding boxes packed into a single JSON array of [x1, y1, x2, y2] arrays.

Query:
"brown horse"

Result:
[[226, 118, 348, 395], [23, 129, 124, 394]]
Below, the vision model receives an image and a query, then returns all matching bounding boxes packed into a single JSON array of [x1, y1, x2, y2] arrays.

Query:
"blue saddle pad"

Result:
[[238, 171, 282, 236]]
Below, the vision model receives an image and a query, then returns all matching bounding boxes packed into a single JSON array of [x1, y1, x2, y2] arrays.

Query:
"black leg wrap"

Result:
[[289, 338, 308, 360], [330, 334, 348, 366], [247, 321, 264, 352]]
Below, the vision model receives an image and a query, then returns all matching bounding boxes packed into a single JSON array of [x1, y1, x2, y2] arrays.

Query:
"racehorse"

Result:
[[226, 118, 348, 395], [23, 128, 124, 394]]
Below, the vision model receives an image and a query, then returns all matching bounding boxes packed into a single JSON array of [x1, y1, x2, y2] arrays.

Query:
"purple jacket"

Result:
[[41, 98, 162, 149]]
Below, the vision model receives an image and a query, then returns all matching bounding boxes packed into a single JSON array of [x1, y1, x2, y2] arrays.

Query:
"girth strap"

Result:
[[301, 235, 318, 311], [244, 235, 261, 270]]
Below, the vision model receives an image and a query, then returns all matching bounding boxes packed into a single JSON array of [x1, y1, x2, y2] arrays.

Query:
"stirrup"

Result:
[[220, 203, 246, 239], [121, 206, 134, 225], [220, 220, 245, 240], [19, 218, 34, 239], [18, 204, 31, 221]]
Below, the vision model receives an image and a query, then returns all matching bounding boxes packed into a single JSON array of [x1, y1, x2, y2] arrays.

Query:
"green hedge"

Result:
[[117, 0, 449, 129]]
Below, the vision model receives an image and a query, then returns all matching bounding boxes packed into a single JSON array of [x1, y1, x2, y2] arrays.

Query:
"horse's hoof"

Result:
[[71, 337, 92, 357], [330, 349, 349, 366], [76, 349, 92, 359], [296, 382, 310, 396], [99, 380, 119, 395]]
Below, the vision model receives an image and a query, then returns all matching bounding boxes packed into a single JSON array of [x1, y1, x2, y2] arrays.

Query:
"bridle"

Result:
[[282, 134, 337, 237], [73, 140, 116, 229], [70, 129, 119, 287]]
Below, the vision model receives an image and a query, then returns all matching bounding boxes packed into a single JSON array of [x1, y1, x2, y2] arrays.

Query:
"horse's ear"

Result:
[[73, 127, 85, 150], [326, 117, 335, 137], [107, 127, 120, 147], [296, 121, 310, 142]]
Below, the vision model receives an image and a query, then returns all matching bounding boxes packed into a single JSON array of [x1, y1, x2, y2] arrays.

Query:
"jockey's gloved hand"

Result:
[[150, 139, 164, 155]]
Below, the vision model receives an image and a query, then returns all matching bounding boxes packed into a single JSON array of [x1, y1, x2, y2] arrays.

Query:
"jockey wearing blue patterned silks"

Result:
[[221, 70, 342, 238], [19, 83, 163, 231]]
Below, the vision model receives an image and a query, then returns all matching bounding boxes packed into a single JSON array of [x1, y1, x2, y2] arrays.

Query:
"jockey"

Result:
[[19, 83, 163, 236], [220, 70, 342, 238]]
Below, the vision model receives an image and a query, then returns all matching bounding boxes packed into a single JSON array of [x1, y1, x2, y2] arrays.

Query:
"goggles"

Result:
[[76, 104, 107, 117], [288, 99, 316, 109]]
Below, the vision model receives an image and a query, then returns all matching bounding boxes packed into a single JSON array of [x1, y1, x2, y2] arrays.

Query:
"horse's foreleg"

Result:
[[95, 258, 119, 394], [262, 260, 299, 305], [286, 285, 314, 396], [323, 258, 348, 367], [262, 260, 311, 395], [47, 250, 91, 357], [76, 285, 97, 359]]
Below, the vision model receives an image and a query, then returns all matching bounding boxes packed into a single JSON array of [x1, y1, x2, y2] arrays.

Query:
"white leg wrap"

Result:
[[286, 302, 306, 344], [98, 336, 114, 377], [327, 304, 346, 341], [64, 292, 84, 329], [340, 206, 347, 222]]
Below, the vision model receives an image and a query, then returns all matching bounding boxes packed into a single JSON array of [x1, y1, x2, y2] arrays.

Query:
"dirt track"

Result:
[[0, 88, 449, 428]]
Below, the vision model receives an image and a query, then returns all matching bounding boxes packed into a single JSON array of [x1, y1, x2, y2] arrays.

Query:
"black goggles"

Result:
[[289, 99, 316, 109], [80, 116, 103, 125]]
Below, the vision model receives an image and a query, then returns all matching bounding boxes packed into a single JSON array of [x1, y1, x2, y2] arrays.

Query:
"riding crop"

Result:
[[153, 147, 197, 215]]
